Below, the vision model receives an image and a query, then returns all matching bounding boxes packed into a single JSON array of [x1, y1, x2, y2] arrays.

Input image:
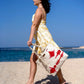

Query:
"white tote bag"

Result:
[[29, 31, 68, 76]]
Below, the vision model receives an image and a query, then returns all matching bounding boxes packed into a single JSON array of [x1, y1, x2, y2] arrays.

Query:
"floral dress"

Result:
[[32, 13, 60, 54]]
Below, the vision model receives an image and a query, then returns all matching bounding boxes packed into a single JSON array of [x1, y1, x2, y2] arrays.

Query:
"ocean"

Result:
[[0, 47, 84, 62]]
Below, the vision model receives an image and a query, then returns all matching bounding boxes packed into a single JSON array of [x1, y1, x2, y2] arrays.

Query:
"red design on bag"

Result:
[[49, 51, 64, 73], [49, 67, 56, 73], [48, 50, 55, 58], [55, 50, 61, 58], [60, 51, 64, 57], [54, 65, 56, 68], [56, 51, 64, 65]]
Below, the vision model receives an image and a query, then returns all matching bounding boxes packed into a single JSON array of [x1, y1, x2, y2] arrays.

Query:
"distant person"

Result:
[[27, 0, 66, 84]]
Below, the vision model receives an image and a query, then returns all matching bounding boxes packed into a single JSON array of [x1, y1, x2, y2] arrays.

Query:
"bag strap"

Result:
[[29, 43, 45, 58], [29, 43, 48, 67], [29, 43, 41, 56]]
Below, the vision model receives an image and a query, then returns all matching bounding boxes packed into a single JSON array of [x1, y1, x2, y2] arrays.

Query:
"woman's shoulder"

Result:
[[32, 8, 42, 22], [36, 7, 43, 12], [35, 8, 43, 17], [32, 8, 46, 22]]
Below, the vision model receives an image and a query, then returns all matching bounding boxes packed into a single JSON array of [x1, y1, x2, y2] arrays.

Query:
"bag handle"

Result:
[[29, 43, 48, 67], [29, 43, 45, 51], [29, 43, 41, 50], [29, 43, 45, 58]]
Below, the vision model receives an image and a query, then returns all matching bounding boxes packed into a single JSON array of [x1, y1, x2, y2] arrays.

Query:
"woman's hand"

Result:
[[27, 40, 32, 46]]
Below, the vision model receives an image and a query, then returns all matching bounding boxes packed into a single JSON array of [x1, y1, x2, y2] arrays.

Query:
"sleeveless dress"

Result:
[[32, 13, 60, 54]]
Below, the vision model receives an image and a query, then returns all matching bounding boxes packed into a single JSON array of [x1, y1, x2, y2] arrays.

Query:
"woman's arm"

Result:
[[27, 8, 42, 46]]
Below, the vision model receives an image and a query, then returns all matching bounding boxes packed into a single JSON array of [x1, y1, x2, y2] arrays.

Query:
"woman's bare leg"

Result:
[[26, 53, 38, 84], [57, 69, 66, 84]]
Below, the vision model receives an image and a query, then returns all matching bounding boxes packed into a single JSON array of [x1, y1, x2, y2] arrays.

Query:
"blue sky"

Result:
[[0, 0, 84, 47]]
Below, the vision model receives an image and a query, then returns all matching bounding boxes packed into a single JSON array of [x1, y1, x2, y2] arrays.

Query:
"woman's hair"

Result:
[[41, 0, 51, 13]]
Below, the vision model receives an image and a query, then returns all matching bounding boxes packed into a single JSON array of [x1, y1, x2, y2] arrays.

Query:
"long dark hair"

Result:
[[41, 0, 51, 13]]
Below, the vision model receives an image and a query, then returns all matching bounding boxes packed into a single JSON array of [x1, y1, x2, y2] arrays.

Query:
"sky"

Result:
[[0, 0, 84, 48]]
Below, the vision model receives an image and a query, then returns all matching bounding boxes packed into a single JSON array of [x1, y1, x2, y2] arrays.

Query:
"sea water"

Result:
[[0, 47, 84, 62]]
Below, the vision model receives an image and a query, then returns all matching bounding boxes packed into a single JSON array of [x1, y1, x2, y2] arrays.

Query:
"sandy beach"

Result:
[[0, 58, 84, 84]]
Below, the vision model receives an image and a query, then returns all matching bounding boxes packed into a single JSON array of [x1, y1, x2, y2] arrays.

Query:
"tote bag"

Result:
[[29, 31, 68, 76]]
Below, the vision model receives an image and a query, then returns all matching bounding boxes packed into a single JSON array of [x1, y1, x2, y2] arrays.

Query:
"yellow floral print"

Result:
[[32, 13, 60, 54]]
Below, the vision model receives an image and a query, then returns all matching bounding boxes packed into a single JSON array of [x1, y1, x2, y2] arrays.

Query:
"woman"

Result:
[[27, 0, 66, 84]]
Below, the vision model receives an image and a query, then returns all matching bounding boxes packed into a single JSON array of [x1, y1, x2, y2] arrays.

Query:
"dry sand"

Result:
[[0, 58, 84, 84]]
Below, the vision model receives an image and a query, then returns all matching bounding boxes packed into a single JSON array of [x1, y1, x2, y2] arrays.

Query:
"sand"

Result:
[[0, 58, 84, 84]]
